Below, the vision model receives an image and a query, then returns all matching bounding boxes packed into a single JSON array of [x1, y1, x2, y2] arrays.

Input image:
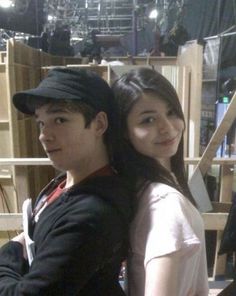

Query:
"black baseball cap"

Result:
[[12, 67, 114, 115]]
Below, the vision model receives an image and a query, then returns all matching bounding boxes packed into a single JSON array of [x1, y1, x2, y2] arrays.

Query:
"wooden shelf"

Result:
[[203, 79, 217, 82], [0, 214, 22, 231], [202, 212, 228, 230], [0, 158, 51, 166], [0, 120, 9, 126], [0, 157, 232, 166], [185, 157, 236, 165], [0, 174, 12, 180]]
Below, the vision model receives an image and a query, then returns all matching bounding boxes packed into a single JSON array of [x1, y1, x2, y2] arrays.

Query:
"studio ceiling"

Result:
[[0, 0, 184, 36]]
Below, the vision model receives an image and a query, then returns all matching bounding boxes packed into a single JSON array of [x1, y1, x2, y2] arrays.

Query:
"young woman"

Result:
[[112, 68, 209, 296]]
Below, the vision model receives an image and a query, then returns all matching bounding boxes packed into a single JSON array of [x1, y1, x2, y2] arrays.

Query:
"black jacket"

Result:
[[0, 174, 132, 295]]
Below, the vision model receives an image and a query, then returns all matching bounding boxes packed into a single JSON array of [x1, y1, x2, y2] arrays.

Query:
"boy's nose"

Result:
[[39, 127, 54, 143]]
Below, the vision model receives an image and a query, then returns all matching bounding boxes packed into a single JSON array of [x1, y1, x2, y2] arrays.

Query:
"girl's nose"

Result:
[[157, 117, 172, 134]]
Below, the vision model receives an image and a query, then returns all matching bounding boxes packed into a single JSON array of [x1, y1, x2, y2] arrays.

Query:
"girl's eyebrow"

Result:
[[138, 110, 157, 116]]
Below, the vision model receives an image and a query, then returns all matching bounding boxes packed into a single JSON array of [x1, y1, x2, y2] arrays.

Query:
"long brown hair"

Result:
[[112, 67, 196, 206]]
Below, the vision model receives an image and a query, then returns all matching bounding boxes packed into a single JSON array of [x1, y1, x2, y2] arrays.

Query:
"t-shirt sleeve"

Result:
[[144, 190, 200, 266]]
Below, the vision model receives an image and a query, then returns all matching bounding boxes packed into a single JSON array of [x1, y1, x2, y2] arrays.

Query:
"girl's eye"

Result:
[[167, 108, 177, 117], [140, 117, 156, 125]]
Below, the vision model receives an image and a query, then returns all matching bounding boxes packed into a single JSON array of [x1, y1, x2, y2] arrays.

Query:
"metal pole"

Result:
[[132, 0, 137, 55]]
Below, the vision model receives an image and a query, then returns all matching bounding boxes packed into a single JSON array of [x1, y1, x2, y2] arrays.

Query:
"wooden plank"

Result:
[[0, 52, 6, 63], [0, 232, 17, 246], [5, 39, 55, 211], [177, 42, 203, 158], [188, 92, 236, 213], [195, 92, 236, 176], [0, 213, 22, 231], [67, 64, 109, 82], [219, 165, 234, 203], [0, 211, 227, 231], [0, 158, 51, 165], [42, 64, 110, 82], [110, 56, 177, 67], [202, 213, 228, 230], [6, 42, 20, 158], [153, 65, 191, 157], [178, 66, 191, 157], [64, 57, 82, 65], [12, 40, 41, 66], [213, 231, 227, 278], [0, 177, 17, 212], [212, 202, 232, 213], [160, 66, 179, 89], [185, 157, 236, 165], [0, 124, 12, 157], [189, 167, 213, 212], [213, 164, 234, 278], [12, 167, 29, 210], [0, 64, 8, 121], [3, 40, 19, 212], [0, 174, 11, 180]]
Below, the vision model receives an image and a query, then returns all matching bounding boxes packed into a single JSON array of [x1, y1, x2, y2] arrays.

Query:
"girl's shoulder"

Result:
[[140, 182, 182, 203], [138, 182, 198, 219]]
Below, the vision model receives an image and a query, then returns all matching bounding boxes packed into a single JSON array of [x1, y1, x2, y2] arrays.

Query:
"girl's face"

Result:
[[126, 93, 184, 171]]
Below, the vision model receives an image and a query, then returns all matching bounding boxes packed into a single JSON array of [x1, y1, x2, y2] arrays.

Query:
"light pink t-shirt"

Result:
[[128, 183, 209, 296]]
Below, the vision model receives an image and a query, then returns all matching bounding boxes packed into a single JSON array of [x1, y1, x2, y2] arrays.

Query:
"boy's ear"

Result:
[[93, 111, 108, 136]]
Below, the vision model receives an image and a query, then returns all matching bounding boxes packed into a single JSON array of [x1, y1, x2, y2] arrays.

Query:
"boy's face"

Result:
[[35, 103, 104, 173]]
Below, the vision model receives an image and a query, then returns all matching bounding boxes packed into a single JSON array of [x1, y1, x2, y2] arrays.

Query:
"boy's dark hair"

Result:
[[12, 67, 115, 158]]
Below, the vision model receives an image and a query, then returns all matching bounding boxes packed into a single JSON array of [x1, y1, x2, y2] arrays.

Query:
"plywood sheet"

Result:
[[0, 65, 8, 121], [0, 124, 11, 157]]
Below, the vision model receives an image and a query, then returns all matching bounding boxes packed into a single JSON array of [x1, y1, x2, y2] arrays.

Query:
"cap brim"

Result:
[[12, 87, 82, 115]]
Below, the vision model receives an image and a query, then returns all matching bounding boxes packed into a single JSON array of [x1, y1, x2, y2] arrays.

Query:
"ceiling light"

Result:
[[48, 15, 57, 21], [0, 0, 14, 8], [149, 8, 158, 19]]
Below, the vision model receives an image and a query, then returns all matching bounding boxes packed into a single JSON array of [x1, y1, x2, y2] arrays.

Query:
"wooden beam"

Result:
[[0, 158, 51, 165], [194, 91, 236, 176], [177, 42, 203, 158], [202, 213, 228, 230], [213, 231, 227, 278], [0, 212, 227, 232], [185, 157, 236, 165], [0, 214, 22, 231], [188, 92, 236, 212], [219, 165, 235, 203], [1, 157, 235, 166]]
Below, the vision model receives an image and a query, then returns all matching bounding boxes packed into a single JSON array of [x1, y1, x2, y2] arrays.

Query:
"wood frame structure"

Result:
[[0, 38, 235, 279]]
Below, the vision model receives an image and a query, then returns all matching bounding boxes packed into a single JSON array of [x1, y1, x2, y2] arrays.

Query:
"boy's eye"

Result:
[[55, 117, 67, 124], [37, 121, 44, 130]]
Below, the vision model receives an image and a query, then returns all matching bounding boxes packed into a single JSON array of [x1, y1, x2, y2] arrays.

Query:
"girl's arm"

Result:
[[145, 251, 180, 296]]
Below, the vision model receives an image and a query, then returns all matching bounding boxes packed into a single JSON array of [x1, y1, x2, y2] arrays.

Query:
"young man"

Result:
[[0, 68, 131, 295]]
